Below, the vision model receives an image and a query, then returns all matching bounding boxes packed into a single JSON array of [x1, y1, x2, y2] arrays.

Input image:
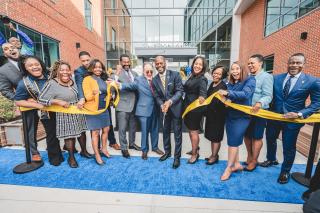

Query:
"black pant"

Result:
[[24, 110, 62, 164], [163, 110, 182, 159], [108, 107, 116, 145]]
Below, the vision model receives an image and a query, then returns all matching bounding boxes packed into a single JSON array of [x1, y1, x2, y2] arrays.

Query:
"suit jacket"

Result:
[[82, 76, 102, 111], [121, 76, 156, 117], [152, 70, 183, 118], [227, 76, 256, 118], [116, 69, 138, 113], [0, 61, 23, 100], [74, 66, 87, 100], [273, 72, 320, 127]]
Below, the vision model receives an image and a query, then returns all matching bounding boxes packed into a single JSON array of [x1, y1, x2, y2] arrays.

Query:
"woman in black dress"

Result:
[[204, 66, 228, 165], [183, 55, 208, 164]]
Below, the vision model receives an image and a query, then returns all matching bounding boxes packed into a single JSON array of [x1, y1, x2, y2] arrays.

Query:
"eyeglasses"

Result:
[[145, 70, 153, 74]]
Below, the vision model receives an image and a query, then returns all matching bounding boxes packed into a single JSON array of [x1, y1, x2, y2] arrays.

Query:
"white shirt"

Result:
[[282, 72, 302, 92], [8, 59, 19, 71]]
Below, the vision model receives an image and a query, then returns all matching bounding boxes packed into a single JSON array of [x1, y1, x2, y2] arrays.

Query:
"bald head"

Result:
[[154, 55, 166, 74]]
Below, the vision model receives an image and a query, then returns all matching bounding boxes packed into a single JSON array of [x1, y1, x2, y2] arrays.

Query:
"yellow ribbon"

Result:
[[19, 81, 120, 115], [182, 92, 320, 123]]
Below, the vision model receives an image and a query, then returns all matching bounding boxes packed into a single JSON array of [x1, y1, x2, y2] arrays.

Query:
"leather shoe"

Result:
[[187, 154, 199, 164], [172, 158, 180, 169], [260, 160, 279, 167], [206, 155, 219, 165], [302, 189, 312, 201], [109, 143, 121, 150], [121, 150, 130, 158], [159, 153, 171, 161], [95, 158, 105, 166], [244, 161, 257, 172], [142, 152, 148, 160], [80, 151, 94, 158], [67, 157, 78, 168], [277, 172, 290, 184], [152, 148, 164, 155], [129, 143, 141, 151]]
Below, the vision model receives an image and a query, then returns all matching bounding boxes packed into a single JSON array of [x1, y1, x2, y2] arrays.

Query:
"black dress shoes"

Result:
[[121, 150, 130, 158], [277, 172, 290, 184], [95, 158, 105, 166], [129, 143, 141, 151], [260, 160, 279, 167], [206, 155, 219, 165], [142, 152, 148, 160], [172, 158, 180, 169], [152, 148, 164, 155], [80, 151, 94, 159], [159, 153, 171, 161]]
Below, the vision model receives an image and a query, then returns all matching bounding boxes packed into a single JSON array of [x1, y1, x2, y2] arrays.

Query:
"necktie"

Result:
[[160, 74, 166, 89], [148, 80, 154, 95], [283, 75, 294, 99]]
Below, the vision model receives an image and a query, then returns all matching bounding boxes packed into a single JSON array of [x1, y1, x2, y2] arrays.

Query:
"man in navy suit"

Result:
[[261, 53, 320, 184], [119, 63, 164, 159], [152, 55, 184, 169]]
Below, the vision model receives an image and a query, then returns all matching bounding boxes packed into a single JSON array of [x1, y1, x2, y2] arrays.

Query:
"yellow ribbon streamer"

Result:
[[182, 92, 320, 123], [19, 81, 120, 115]]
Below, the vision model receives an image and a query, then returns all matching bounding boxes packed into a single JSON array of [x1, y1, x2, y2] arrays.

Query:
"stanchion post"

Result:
[[13, 111, 44, 174]]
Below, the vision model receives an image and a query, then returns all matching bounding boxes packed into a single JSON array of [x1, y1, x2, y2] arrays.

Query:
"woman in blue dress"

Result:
[[218, 62, 256, 181], [83, 59, 111, 165]]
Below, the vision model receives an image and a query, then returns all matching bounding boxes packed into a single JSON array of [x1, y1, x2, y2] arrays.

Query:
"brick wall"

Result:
[[239, 0, 320, 77], [0, 0, 105, 70]]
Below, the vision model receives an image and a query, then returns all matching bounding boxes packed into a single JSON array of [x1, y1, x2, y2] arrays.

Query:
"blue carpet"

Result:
[[0, 148, 307, 204]]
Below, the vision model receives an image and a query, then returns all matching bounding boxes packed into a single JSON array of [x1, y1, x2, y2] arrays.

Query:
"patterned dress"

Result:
[[39, 79, 87, 139]]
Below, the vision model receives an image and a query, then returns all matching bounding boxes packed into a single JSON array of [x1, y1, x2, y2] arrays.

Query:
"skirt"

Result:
[[184, 111, 203, 131], [86, 110, 111, 130], [56, 112, 87, 139]]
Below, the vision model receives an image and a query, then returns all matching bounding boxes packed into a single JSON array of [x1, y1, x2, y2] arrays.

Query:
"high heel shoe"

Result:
[[187, 153, 200, 164], [100, 151, 111, 158], [67, 157, 79, 168], [221, 167, 232, 181], [206, 155, 219, 165], [94, 157, 105, 166]]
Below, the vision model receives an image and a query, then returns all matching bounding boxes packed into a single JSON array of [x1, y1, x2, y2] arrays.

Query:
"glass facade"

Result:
[[185, 0, 236, 68], [0, 22, 59, 67], [84, 0, 93, 31], [265, 0, 320, 36], [104, 0, 236, 70]]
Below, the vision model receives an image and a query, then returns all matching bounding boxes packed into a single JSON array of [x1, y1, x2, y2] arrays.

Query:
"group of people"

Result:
[[0, 29, 320, 190]]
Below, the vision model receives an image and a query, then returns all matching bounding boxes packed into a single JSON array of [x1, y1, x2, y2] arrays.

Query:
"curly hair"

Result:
[[85, 59, 109, 80], [49, 60, 71, 79], [18, 55, 47, 77]]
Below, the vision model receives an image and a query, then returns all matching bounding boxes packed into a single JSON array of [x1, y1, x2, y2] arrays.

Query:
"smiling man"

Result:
[[0, 43, 22, 100], [261, 53, 320, 184]]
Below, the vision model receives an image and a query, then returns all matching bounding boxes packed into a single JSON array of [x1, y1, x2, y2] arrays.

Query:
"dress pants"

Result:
[[266, 120, 301, 173], [116, 111, 137, 150], [24, 110, 62, 163], [163, 110, 182, 159], [138, 107, 159, 152], [107, 107, 117, 145]]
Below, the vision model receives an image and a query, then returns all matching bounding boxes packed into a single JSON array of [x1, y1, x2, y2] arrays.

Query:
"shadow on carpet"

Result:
[[0, 148, 307, 204]]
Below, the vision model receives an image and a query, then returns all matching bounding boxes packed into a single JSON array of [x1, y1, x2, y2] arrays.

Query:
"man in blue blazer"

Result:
[[120, 63, 164, 159], [152, 55, 184, 169], [261, 53, 320, 184]]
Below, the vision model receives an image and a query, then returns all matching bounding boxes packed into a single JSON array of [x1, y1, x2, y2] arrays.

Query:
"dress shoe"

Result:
[[302, 189, 313, 201], [221, 167, 232, 181], [95, 158, 105, 166], [142, 152, 148, 160], [187, 154, 200, 164], [80, 151, 94, 159], [259, 160, 279, 167], [129, 143, 141, 151], [159, 153, 171, 161], [109, 143, 121, 150], [172, 158, 180, 169], [206, 155, 219, 165], [152, 148, 164, 155], [277, 172, 290, 184], [186, 147, 200, 155], [67, 157, 79, 168], [121, 150, 130, 158]]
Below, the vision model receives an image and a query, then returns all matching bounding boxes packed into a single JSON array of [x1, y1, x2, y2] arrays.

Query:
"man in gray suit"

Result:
[[116, 54, 141, 158], [0, 43, 21, 100]]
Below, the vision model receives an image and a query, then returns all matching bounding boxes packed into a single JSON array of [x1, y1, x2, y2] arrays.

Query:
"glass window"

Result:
[[112, 28, 116, 50], [42, 36, 59, 67], [122, 10, 126, 27], [84, 0, 93, 31], [264, 55, 274, 73], [111, 0, 116, 13]]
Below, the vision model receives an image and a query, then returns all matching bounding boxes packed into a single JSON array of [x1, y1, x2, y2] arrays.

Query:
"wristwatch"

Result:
[[297, 112, 303, 118]]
